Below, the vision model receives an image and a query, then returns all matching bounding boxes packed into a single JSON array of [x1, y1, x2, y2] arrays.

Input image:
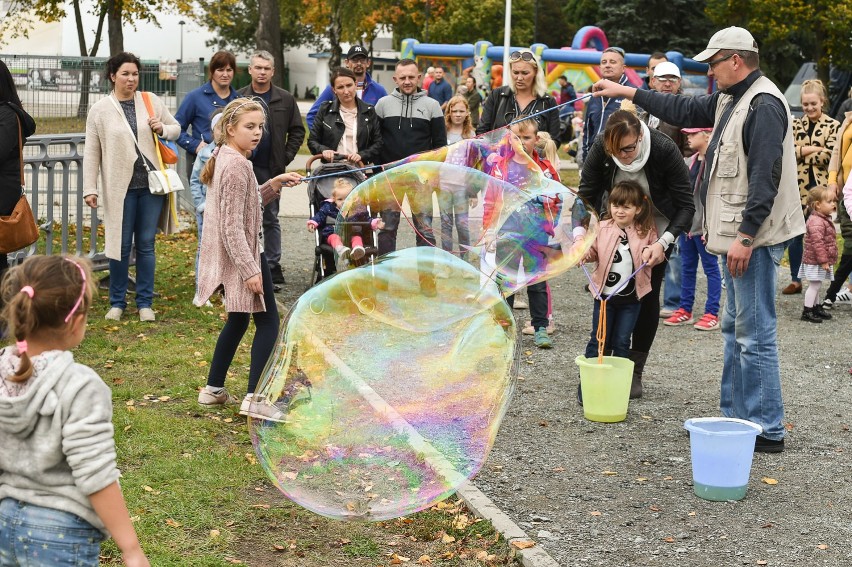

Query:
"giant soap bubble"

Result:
[[249, 122, 599, 521], [250, 247, 516, 520]]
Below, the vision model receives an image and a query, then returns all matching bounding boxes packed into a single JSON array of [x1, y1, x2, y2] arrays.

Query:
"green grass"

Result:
[[67, 230, 517, 566]]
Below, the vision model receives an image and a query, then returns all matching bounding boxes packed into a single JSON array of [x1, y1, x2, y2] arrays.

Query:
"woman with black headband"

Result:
[[476, 49, 560, 139]]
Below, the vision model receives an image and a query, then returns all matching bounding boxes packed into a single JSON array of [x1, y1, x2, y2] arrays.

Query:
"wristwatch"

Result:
[[738, 234, 753, 247]]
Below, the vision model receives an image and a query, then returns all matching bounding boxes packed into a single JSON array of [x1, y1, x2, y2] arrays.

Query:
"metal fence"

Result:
[[1, 53, 181, 119], [11, 134, 107, 269]]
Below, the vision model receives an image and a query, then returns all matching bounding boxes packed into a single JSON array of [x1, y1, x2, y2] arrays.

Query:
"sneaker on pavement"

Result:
[[659, 308, 675, 319], [139, 308, 156, 322], [198, 387, 239, 406], [835, 288, 852, 304], [513, 299, 529, 310], [240, 395, 287, 422], [822, 298, 834, 310], [522, 321, 556, 335], [663, 308, 693, 326], [693, 313, 719, 331], [534, 328, 552, 349]]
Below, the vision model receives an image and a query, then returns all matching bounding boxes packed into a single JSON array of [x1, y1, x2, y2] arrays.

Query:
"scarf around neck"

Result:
[[613, 121, 651, 173]]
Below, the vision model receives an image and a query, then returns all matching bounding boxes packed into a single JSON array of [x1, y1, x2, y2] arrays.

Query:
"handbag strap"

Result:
[[108, 94, 155, 173], [140, 92, 169, 172], [16, 116, 24, 195]]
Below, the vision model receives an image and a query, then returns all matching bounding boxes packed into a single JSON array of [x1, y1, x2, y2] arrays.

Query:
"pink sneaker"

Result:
[[693, 313, 720, 331], [663, 308, 693, 326]]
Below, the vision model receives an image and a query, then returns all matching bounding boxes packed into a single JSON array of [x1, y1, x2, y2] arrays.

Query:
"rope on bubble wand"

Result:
[[580, 261, 648, 364]]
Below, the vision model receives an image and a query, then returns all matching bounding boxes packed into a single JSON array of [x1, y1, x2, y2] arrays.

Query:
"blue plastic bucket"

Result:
[[683, 417, 763, 501]]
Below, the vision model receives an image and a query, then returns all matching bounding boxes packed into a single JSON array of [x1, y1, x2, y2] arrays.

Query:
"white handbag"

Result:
[[110, 95, 185, 195]]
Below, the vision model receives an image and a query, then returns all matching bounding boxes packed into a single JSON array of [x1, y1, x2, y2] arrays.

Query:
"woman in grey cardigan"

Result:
[[83, 52, 180, 323]]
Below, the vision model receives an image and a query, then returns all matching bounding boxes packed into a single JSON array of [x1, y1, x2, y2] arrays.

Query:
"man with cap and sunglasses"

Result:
[[582, 46, 636, 162], [306, 45, 388, 129], [592, 27, 805, 454]]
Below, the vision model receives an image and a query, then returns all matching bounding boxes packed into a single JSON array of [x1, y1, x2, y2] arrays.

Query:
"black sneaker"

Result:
[[813, 305, 832, 320], [754, 435, 784, 453], [270, 265, 286, 286], [801, 307, 822, 323]]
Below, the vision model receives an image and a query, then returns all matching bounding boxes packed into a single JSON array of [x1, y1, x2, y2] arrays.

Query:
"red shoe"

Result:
[[663, 308, 693, 326], [693, 313, 720, 331]]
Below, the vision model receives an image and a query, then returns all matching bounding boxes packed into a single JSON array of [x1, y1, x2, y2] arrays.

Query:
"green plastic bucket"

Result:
[[575, 355, 633, 422]]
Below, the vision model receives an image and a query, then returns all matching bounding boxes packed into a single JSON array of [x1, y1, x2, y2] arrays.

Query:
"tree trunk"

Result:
[[256, 0, 285, 88], [107, 0, 124, 55], [328, 2, 343, 70]]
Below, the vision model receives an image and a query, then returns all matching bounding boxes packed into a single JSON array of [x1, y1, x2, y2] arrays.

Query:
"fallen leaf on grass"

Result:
[[390, 554, 410, 564], [210, 529, 220, 538], [761, 477, 778, 485], [441, 533, 456, 543], [417, 555, 432, 564], [272, 544, 285, 552], [511, 540, 536, 549], [165, 518, 182, 528], [251, 504, 270, 509]]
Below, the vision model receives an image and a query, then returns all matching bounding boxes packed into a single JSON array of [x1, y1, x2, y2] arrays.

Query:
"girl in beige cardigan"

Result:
[[192, 98, 301, 422], [83, 52, 180, 323]]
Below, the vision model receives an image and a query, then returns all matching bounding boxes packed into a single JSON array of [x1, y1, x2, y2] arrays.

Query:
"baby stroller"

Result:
[[305, 155, 379, 285]]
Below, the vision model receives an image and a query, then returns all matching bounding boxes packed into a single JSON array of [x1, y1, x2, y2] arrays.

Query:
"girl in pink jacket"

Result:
[[800, 186, 838, 323], [193, 98, 301, 421], [582, 180, 657, 360]]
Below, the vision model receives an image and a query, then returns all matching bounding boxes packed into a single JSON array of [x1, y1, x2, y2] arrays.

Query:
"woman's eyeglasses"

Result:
[[617, 141, 639, 155], [509, 51, 536, 63]]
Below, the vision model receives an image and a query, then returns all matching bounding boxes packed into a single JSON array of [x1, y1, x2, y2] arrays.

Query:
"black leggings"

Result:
[[824, 253, 852, 302], [630, 259, 666, 354], [207, 254, 279, 394]]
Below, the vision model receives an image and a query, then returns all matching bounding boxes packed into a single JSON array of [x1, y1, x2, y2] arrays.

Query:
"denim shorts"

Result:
[[0, 498, 104, 566]]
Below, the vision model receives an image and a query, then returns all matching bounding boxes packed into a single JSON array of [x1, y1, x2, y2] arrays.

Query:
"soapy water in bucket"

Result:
[[684, 418, 763, 501]]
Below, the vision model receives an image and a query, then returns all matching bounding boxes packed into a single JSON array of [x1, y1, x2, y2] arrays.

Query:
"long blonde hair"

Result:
[[444, 95, 475, 139], [536, 131, 559, 165], [200, 98, 266, 185]]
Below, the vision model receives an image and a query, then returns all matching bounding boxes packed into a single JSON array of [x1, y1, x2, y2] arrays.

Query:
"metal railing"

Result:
[[11, 134, 107, 268]]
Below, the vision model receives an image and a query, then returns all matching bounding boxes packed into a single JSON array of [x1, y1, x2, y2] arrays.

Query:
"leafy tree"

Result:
[[705, 0, 852, 86]]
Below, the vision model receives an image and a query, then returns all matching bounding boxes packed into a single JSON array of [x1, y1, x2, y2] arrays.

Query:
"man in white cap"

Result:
[[591, 27, 805, 454]]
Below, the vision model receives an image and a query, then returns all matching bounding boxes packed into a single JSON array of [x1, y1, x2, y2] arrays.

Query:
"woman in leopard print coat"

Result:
[[783, 80, 839, 294]]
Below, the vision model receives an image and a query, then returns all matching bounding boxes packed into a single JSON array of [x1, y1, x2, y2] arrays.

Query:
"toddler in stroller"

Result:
[[307, 177, 384, 271]]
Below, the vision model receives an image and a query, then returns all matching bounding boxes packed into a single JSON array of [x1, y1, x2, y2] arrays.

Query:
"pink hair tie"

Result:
[[20, 286, 34, 298], [16, 340, 28, 354]]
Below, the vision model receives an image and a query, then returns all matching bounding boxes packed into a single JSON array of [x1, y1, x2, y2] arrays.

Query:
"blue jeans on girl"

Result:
[[585, 299, 641, 359], [0, 498, 104, 567], [678, 233, 722, 316]]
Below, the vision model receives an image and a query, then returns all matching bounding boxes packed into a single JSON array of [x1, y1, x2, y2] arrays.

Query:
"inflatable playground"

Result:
[[400, 26, 712, 107]]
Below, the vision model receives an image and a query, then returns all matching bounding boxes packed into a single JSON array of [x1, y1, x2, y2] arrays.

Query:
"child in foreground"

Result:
[[308, 177, 384, 270], [194, 98, 302, 422], [799, 186, 838, 323], [0, 255, 149, 566], [578, 181, 657, 404]]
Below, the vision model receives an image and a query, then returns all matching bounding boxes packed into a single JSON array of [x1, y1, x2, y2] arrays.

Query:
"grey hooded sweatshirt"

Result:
[[0, 348, 119, 535], [374, 88, 447, 165]]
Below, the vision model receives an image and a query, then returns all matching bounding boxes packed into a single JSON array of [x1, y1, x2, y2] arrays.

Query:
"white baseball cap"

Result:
[[651, 61, 681, 79], [693, 27, 759, 62]]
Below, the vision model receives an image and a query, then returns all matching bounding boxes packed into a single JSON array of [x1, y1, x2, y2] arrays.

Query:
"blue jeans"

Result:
[[585, 299, 641, 359], [109, 187, 165, 309], [785, 234, 803, 282], [662, 243, 681, 310], [0, 498, 104, 566], [720, 243, 786, 440], [679, 233, 722, 316]]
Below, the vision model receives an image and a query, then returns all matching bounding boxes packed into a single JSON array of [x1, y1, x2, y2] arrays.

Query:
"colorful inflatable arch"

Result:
[[401, 27, 711, 103]]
